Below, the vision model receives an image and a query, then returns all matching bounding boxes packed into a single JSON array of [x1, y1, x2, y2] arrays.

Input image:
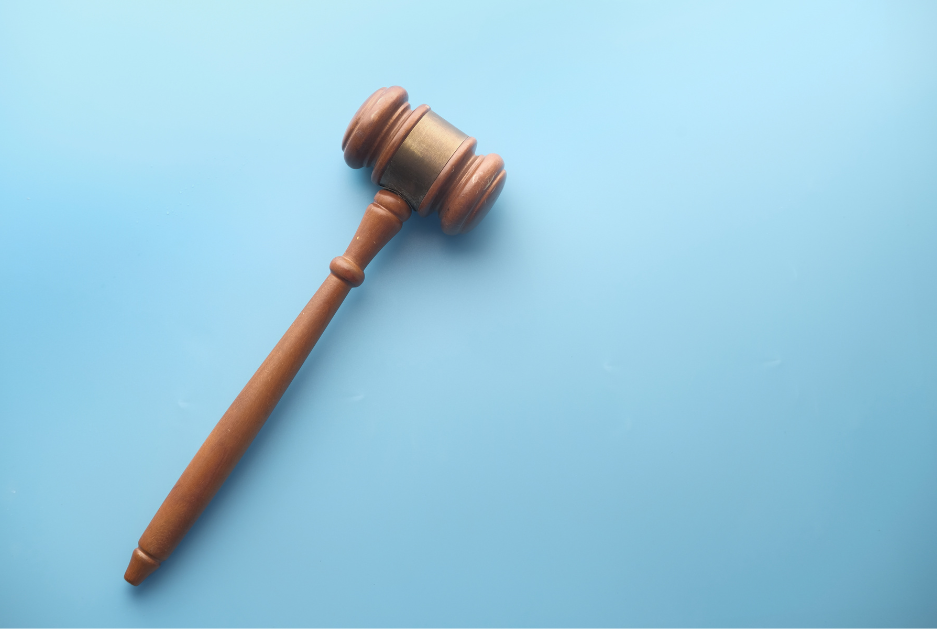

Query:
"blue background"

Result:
[[2, 1, 936, 626]]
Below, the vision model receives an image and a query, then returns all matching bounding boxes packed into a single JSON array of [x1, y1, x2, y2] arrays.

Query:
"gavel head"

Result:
[[342, 86, 506, 235]]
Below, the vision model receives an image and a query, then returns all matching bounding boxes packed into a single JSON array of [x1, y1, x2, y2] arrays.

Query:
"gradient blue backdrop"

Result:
[[1, 1, 936, 626]]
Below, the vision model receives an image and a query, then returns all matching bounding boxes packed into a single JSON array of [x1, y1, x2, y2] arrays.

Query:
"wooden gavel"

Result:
[[124, 86, 506, 585]]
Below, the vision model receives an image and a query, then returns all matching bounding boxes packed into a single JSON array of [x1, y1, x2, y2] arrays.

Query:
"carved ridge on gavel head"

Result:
[[123, 87, 506, 586], [342, 86, 506, 235]]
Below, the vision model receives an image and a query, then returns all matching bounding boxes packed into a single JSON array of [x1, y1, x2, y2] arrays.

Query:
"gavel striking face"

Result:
[[124, 87, 506, 585]]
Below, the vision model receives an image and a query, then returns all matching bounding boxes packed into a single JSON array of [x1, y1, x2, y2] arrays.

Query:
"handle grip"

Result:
[[125, 190, 411, 585]]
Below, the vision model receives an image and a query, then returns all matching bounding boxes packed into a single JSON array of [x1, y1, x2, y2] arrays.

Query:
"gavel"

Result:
[[124, 86, 506, 585]]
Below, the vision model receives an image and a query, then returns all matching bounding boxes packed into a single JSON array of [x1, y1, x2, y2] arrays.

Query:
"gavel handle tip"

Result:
[[124, 547, 161, 586]]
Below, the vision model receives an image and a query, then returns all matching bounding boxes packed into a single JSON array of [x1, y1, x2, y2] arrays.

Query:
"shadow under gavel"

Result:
[[124, 86, 506, 585]]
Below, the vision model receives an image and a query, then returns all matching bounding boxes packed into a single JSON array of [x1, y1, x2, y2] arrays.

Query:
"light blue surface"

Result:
[[2, 1, 936, 626]]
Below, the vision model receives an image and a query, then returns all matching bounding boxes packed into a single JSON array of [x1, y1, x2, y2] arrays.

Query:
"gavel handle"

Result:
[[124, 190, 411, 586]]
